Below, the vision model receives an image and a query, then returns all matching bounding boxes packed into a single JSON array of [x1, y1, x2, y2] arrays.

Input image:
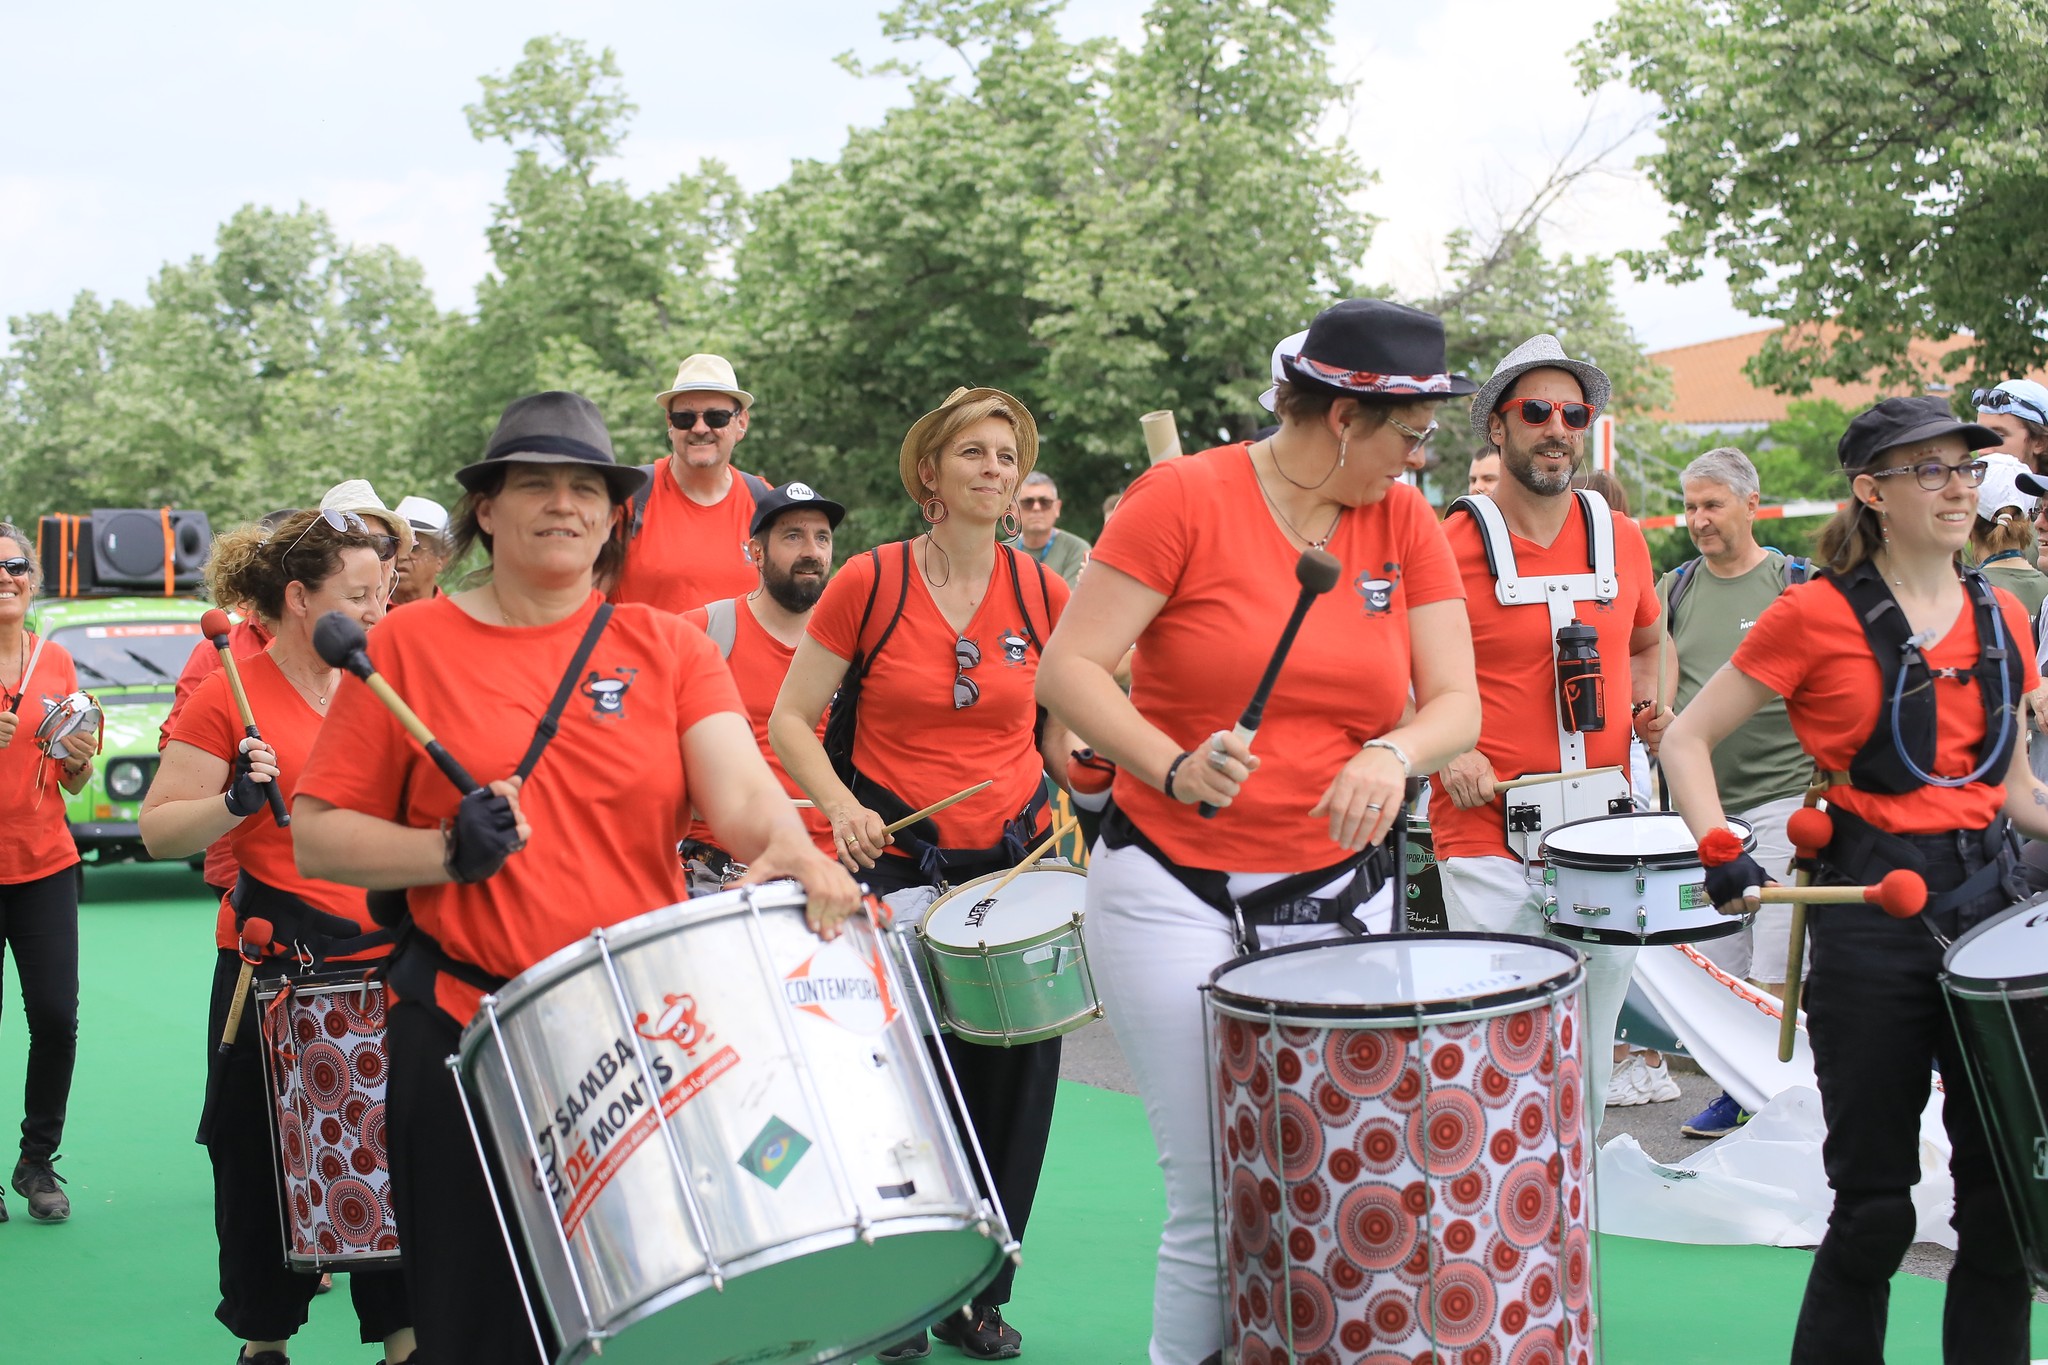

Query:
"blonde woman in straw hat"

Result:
[[772, 386, 1078, 1361]]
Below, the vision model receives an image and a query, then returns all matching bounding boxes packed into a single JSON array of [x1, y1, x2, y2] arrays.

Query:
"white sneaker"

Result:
[[1638, 1056, 1682, 1103], [1605, 1052, 1651, 1107]]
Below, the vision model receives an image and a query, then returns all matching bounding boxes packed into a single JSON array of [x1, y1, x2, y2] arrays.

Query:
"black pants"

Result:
[[200, 950, 409, 1345], [1, 866, 79, 1163], [1792, 835, 2031, 1364], [868, 852, 1063, 1310], [386, 997, 553, 1365]]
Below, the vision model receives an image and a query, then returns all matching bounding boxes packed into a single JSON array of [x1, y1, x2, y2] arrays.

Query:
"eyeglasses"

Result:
[[280, 509, 399, 563], [669, 407, 737, 431], [1017, 497, 1056, 511], [1388, 417, 1438, 456], [953, 637, 981, 710], [1869, 459, 1990, 492], [0, 558, 31, 579], [1973, 388, 2048, 428], [1497, 398, 1594, 430]]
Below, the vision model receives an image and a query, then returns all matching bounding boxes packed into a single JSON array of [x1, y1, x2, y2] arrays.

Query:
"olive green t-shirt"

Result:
[[1660, 554, 1813, 813], [1979, 558, 2048, 634]]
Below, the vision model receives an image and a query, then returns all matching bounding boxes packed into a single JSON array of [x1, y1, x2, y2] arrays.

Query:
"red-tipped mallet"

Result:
[[1200, 548, 1344, 819], [218, 916, 273, 1053], [200, 609, 290, 827], [312, 612, 480, 796]]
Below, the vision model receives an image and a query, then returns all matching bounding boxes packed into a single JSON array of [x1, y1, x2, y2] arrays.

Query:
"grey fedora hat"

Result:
[[456, 391, 650, 499], [1468, 334, 1614, 438]]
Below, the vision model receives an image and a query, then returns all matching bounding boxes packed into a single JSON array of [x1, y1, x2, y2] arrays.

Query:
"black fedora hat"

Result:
[[456, 391, 650, 499], [1280, 299, 1478, 402], [1837, 395, 2000, 471]]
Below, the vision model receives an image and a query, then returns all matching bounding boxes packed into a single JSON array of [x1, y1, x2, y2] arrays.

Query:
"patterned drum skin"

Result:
[[255, 972, 400, 1270], [1209, 934, 1596, 1365]]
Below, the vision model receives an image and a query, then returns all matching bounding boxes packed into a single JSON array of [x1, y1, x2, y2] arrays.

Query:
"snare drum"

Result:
[[919, 866, 1101, 1046], [1540, 812, 1754, 946], [456, 883, 1013, 1365], [1208, 934, 1596, 1365], [255, 970, 400, 1270], [1942, 899, 2048, 1289]]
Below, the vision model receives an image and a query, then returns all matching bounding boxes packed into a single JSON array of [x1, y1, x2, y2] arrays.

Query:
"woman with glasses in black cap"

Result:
[[1663, 395, 2048, 1364], [771, 386, 1076, 1362]]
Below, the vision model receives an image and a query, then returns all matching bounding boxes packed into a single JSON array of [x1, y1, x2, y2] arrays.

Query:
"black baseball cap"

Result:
[[749, 481, 846, 539], [1837, 395, 2000, 471]]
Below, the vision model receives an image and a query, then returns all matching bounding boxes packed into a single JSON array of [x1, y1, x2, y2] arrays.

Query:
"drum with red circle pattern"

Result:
[[1208, 933, 1594, 1365], [256, 971, 400, 1270]]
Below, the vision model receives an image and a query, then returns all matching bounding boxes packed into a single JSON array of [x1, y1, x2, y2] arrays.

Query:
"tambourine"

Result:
[[35, 691, 102, 760]]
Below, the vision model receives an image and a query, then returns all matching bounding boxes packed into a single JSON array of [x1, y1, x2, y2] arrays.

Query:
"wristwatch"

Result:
[[1362, 738, 1412, 777]]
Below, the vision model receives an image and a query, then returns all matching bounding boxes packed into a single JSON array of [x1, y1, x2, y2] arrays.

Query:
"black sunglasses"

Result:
[[954, 637, 981, 710], [280, 509, 399, 563], [669, 407, 738, 431], [0, 557, 30, 578], [1497, 398, 1594, 431]]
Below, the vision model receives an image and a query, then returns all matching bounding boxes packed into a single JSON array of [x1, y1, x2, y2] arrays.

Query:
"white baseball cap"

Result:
[[1257, 329, 1311, 413], [393, 495, 449, 536], [1976, 452, 2037, 520]]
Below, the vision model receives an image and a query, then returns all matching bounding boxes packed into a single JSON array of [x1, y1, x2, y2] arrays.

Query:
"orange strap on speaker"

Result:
[[160, 507, 174, 597]]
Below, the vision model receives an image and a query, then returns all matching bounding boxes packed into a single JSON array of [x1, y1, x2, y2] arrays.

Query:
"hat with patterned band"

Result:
[[1278, 300, 1477, 407]]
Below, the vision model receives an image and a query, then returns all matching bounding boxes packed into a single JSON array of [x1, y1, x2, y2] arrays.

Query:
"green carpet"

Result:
[[2, 864, 2043, 1362]]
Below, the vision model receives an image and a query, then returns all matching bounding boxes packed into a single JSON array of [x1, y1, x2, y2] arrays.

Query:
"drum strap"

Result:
[[230, 871, 396, 972], [1815, 803, 2025, 917], [513, 602, 614, 782], [383, 920, 509, 1017], [851, 768, 1051, 887]]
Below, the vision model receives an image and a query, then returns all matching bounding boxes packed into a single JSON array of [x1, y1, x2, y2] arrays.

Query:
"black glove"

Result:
[[223, 750, 267, 818], [444, 787, 523, 884], [1703, 851, 1771, 910]]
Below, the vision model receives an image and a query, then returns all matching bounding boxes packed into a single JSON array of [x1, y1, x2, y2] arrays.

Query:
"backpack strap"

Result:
[[1001, 545, 1055, 652], [1445, 489, 1616, 604], [628, 463, 662, 539], [857, 542, 914, 676], [1663, 555, 1704, 633], [702, 598, 739, 660], [738, 470, 773, 507]]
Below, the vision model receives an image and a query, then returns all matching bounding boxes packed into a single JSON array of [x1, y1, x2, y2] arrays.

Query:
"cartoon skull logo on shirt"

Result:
[[581, 667, 639, 720], [1000, 629, 1031, 665]]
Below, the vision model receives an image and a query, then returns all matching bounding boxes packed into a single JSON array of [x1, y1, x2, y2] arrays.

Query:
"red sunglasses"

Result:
[[1497, 398, 1594, 431]]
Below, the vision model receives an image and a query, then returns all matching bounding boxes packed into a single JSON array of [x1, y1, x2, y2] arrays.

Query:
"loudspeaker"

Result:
[[37, 515, 95, 596], [89, 509, 211, 590]]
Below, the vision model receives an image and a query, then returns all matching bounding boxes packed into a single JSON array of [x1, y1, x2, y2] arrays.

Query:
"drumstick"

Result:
[[218, 917, 273, 1053], [881, 781, 995, 837], [312, 612, 480, 795], [1493, 765, 1624, 794], [982, 811, 1081, 902], [6, 630, 48, 715], [1200, 549, 1344, 819], [199, 609, 290, 827], [1749, 874, 1926, 914]]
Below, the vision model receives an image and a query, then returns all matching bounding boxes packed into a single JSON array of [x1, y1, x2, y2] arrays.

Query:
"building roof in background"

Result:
[[1644, 326, 2048, 428]]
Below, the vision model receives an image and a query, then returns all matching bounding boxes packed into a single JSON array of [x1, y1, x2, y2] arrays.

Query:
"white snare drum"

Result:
[[1207, 934, 1596, 1365], [1540, 812, 1754, 946], [455, 883, 1014, 1365], [919, 866, 1101, 1046]]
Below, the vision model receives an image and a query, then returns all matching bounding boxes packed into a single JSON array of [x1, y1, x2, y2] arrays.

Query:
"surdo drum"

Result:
[[1539, 813, 1755, 946], [454, 882, 1016, 1365], [918, 865, 1102, 1046], [255, 970, 400, 1269], [1207, 934, 1597, 1365]]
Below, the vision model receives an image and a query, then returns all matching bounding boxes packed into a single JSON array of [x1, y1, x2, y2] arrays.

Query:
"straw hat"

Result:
[[654, 354, 754, 411], [898, 387, 1039, 503]]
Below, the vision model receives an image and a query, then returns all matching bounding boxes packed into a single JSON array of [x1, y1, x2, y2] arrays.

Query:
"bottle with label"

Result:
[[1555, 623, 1605, 733]]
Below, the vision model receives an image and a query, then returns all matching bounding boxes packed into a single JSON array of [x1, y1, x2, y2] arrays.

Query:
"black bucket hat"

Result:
[[456, 391, 650, 500], [1279, 299, 1478, 402], [1837, 395, 2000, 471]]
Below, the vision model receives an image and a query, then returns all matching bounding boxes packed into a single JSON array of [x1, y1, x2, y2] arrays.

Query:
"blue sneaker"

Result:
[[1681, 1092, 1751, 1139]]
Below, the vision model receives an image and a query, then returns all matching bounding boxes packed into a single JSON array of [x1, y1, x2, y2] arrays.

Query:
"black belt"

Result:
[[850, 769, 1050, 887], [384, 920, 509, 1017], [1814, 804, 2025, 918], [230, 871, 395, 973]]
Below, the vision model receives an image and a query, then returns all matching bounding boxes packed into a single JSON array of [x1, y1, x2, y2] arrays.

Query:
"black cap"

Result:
[[1280, 299, 1478, 401], [749, 481, 846, 539], [1837, 395, 2001, 471]]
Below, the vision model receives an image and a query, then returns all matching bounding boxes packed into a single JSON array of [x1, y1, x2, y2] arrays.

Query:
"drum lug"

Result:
[[1634, 861, 1646, 896], [1541, 895, 1558, 923], [1637, 906, 1648, 935]]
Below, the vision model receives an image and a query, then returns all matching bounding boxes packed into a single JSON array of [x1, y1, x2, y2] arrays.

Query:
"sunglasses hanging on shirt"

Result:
[[953, 637, 981, 710]]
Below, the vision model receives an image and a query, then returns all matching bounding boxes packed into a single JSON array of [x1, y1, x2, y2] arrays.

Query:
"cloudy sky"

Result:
[[0, 0, 1756, 352]]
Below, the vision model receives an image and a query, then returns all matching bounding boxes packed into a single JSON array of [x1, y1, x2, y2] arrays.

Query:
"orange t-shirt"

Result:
[[296, 592, 743, 1023], [1090, 445, 1464, 872], [0, 639, 82, 884], [1429, 502, 1661, 861], [1733, 577, 2039, 834], [680, 598, 834, 855], [609, 462, 770, 614], [171, 652, 377, 953], [161, 617, 271, 893], [808, 542, 1069, 848]]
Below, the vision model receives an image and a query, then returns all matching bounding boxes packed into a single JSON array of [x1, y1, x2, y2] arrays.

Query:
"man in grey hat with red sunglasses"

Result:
[[1430, 334, 1672, 1121]]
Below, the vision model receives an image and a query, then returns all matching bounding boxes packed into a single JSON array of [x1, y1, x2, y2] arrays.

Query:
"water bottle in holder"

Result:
[[1554, 622, 1605, 733]]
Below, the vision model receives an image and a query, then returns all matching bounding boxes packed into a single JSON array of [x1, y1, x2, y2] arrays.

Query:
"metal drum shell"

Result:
[[918, 866, 1102, 1047], [1541, 812, 1755, 946]]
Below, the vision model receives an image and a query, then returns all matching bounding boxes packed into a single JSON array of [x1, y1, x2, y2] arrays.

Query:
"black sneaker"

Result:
[[11, 1157, 67, 1222], [237, 1351, 288, 1365], [931, 1305, 1022, 1360], [877, 1333, 930, 1362]]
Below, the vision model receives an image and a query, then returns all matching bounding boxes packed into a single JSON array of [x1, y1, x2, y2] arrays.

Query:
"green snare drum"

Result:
[[918, 866, 1103, 1047]]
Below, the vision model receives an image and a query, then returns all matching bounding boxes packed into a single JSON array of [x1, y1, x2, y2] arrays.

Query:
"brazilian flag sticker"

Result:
[[738, 1116, 812, 1189]]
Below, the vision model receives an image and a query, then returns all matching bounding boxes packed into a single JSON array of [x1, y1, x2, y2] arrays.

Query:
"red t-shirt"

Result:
[[1429, 502, 1661, 860], [1733, 578, 2039, 834], [808, 543, 1069, 848], [609, 463, 770, 614], [0, 639, 81, 884], [171, 653, 377, 954], [680, 599, 834, 855], [161, 617, 272, 893], [1090, 445, 1464, 871], [297, 592, 743, 1023]]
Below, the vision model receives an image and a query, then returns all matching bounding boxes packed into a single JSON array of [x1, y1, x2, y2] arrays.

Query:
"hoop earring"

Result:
[[922, 497, 948, 526], [1000, 506, 1021, 540]]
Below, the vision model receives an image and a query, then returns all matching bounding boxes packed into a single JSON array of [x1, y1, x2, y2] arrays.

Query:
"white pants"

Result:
[[1084, 841, 1389, 1365], [1688, 794, 1808, 984], [1438, 854, 1637, 1117]]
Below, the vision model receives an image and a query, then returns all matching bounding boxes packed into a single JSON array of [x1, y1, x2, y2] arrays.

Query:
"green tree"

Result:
[[1582, 0, 2048, 392]]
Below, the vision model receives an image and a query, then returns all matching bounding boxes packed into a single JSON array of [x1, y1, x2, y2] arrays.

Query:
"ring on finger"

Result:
[[1207, 750, 1231, 771], [1366, 803, 1382, 812]]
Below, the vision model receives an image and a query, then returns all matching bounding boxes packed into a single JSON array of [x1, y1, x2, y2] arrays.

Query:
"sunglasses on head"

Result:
[[0, 557, 31, 579], [669, 406, 737, 431], [280, 509, 399, 563], [1497, 398, 1594, 431], [954, 637, 981, 710], [1973, 388, 2048, 428]]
